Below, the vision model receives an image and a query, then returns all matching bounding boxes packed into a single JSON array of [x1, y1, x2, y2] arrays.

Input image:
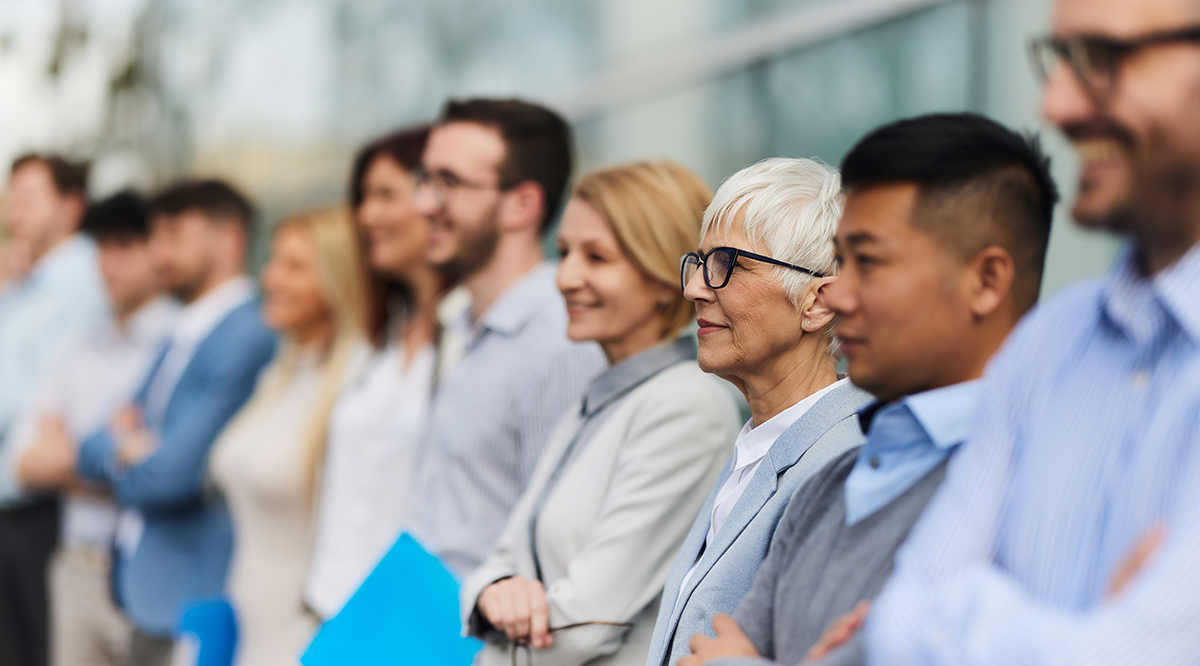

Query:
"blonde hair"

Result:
[[573, 161, 713, 341], [236, 206, 370, 501]]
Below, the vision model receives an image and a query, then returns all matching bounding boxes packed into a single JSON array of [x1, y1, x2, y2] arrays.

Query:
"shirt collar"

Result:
[[899, 380, 983, 450], [172, 276, 255, 347], [116, 296, 181, 346], [473, 262, 559, 339], [581, 337, 696, 417], [732, 377, 850, 472], [1104, 242, 1200, 347], [22, 235, 93, 289]]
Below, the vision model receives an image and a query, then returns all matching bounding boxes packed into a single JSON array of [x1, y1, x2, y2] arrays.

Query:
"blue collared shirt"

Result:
[[844, 381, 980, 526], [0, 236, 109, 504], [866, 241, 1200, 666], [408, 263, 606, 578]]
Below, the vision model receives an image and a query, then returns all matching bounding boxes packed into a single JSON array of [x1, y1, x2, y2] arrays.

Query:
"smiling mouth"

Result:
[[1074, 137, 1126, 166]]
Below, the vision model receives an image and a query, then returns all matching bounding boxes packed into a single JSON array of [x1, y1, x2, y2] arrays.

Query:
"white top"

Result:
[[7, 296, 179, 548], [675, 377, 850, 604], [303, 342, 435, 619], [143, 276, 255, 425], [211, 344, 367, 666]]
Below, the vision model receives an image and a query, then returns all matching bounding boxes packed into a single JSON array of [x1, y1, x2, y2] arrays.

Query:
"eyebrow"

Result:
[[835, 231, 880, 249]]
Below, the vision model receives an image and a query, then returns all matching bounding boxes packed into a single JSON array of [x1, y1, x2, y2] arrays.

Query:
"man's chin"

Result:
[[1071, 197, 1135, 233]]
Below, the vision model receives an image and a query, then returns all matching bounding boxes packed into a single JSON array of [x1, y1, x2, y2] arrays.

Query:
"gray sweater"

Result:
[[719, 448, 948, 666]]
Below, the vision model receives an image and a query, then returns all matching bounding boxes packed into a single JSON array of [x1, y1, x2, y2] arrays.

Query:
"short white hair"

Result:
[[701, 157, 843, 352]]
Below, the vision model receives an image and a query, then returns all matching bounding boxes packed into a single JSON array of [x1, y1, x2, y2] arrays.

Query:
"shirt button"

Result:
[[1133, 370, 1151, 392], [869, 456, 881, 469]]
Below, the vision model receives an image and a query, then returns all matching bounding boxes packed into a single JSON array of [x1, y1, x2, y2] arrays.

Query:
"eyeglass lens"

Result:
[[680, 249, 737, 291], [1031, 38, 1118, 99]]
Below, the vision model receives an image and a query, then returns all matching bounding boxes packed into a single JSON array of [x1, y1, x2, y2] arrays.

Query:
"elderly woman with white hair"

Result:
[[644, 158, 873, 666]]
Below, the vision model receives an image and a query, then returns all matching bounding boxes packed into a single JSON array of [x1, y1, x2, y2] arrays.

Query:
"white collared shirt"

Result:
[[676, 377, 850, 603], [143, 276, 255, 426]]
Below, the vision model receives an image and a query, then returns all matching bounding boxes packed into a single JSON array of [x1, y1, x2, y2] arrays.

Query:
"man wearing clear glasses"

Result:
[[860, 0, 1200, 664], [406, 99, 605, 578]]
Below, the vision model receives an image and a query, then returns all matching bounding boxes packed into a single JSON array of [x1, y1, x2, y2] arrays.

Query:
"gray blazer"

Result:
[[461, 356, 741, 666], [644, 381, 871, 666]]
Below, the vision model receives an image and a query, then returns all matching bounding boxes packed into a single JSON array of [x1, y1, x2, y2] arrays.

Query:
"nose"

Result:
[[556, 250, 585, 295], [412, 180, 441, 217], [682, 266, 715, 304], [823, 272, 856, 318], [1041, 60, 1098, 130]]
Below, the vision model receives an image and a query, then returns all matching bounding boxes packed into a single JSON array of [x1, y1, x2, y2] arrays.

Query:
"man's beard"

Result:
[[434, 204, 502, 280]]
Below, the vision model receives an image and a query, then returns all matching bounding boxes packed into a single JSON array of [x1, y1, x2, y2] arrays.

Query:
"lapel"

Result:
[[657, 457, 734, 628], [134, 342, 172, 409], [666, 381, 869, 631], [158, 302, 251, 426]]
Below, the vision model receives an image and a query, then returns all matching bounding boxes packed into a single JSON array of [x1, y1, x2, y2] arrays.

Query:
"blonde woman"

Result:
[[460, 162, 742, 666], [210, 207, 371, 666]]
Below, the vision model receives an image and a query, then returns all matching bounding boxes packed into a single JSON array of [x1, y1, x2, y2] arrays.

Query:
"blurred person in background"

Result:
[[8, 192, 178, 666], [77, 180, 276, 666], [303, 126, 454, 622], [407, 98, 606, 578], [646, 158, 872, 666], [678, 114, 1057, 666], [0, 154, 108, 666], [211, 206, 371, 665], [461, 162, 741, 666], [863, 0, 1200, 664]]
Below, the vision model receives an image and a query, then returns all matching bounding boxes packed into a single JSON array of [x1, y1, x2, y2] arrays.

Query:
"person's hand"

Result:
[[112, 406, 157, 467], [17, 413, 78, 489], [805, 600, 871, 663], [1107, 522, 1167, 599], [679, 614, 760, 666], [477, 576, 553, 648]]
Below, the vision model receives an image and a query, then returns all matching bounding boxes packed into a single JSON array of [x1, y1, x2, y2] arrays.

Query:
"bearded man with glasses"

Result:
[[858, 0, 1200, 664], [404, 99, 606, 580]]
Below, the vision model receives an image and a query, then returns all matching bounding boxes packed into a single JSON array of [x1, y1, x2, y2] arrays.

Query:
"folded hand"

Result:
[[478, 576, 554, 649], [679, 614, 760, 666]]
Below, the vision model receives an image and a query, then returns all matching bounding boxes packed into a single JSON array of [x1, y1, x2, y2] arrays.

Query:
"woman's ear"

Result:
[[800, 276, 838, 333]]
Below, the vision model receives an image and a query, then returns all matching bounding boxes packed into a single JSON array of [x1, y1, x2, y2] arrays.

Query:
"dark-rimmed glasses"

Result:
[[1029, 26, 1200, 102], [680, 246, 826, 292], [511, 621, 633, 666], [412, 166, 511, 206]]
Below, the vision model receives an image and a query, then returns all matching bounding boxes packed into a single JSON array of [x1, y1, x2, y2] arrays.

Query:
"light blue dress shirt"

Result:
[[408, 263, 606, 578], [866, 242, 1200, 666], [0, 236, 109, 504], [844, 381, 980, 526]]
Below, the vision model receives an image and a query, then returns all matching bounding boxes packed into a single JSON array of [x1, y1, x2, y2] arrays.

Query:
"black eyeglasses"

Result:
[[680, 246, 826, 292], [1029, 25, 1200, 102], [412, 166, 510, 206], [510, 621, 632, 666]]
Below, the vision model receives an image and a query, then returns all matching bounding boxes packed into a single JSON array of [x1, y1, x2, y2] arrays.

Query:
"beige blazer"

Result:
[[461, 360, 740, 666]]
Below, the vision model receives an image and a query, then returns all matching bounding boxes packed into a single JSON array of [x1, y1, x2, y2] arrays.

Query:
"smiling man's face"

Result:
[[1041, 0, 1200, 236]]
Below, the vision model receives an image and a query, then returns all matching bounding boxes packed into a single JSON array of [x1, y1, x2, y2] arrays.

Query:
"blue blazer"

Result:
[[79, 301, 277, 637], [644, 381, 871, 666]]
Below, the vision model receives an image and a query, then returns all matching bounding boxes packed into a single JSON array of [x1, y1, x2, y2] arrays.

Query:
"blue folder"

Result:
[[301, 533, 484, 665]]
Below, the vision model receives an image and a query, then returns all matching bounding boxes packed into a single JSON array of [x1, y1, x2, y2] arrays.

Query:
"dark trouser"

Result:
[[125, 631, 173, 666], [0, 499, 60, 666]]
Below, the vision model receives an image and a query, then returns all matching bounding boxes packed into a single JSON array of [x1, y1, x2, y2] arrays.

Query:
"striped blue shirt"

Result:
[[408, 263, 606, 578], [865, 242, 1200, 666]]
